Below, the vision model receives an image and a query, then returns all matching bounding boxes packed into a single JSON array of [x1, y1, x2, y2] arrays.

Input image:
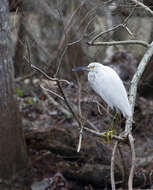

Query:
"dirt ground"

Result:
[[16, 77, 153, 190]]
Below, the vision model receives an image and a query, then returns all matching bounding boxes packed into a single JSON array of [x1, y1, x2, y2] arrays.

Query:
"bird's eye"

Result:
[[89, 66, 95, 69]]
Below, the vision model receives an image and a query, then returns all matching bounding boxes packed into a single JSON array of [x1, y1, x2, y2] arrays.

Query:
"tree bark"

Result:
[[13, 11, 27, 77], [0, 0, 31, 188]]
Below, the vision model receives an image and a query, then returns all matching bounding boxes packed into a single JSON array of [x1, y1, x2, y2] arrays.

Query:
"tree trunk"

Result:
[[0, 0, 31, 189], [13, 1, 29, 77], [13, 10, 26, 77]]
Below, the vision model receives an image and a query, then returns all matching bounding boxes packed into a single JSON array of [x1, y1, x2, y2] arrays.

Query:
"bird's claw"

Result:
[[99, 130, 115, 143]]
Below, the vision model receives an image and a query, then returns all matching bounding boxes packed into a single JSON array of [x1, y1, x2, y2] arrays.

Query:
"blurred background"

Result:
[[8, 0, 153, 189]]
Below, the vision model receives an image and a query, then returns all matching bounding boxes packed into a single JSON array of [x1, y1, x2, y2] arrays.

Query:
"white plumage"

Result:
[[72, 62, 132, 118], [87, 62, 131, 118]]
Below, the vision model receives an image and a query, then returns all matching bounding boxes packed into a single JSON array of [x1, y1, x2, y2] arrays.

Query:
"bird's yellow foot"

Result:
[[99, 130, 115, 143]]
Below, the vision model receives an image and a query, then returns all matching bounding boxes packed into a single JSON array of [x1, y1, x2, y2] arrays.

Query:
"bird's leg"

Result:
[[99, 112, 121, 143], [110, 112, 121, 131]]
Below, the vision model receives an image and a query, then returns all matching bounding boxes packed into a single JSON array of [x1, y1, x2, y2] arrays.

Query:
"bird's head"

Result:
[[72, 62, 103, 72]]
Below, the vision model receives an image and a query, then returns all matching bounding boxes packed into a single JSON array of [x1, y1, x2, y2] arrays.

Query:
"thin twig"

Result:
[[25, 38, 70, 84], [83, 16, 97, 36], [77, 127, 83, 152], [90, 24, 122, 43], [54, 46, 68, 77], [117, 145, 126, 183], [87, 40, 150, 48], [78, 5, 97, 29], [84, 118, 99, 131], [55, 8, 68, 77], [59, 1, 113, 47], [111, 141, 119, 190], [56, 0, 86, 56], [128, 133, 136, 190], [122, 5, 136, 25], [91, 24, 122, 43], [41, 85, 99, 133], [79, 0, 113, 31], [40, 84, 64, 101], [12, 7, 19, 33], [90, 6, 136, 44], [64, 1, 86, 33], [83, 127, 125, 142], [130, 0, 153, 16], [77, 83, 82, 117], [67, 16, 97, 46], [77, 80, 83, 152], [124, 26, 134, 38], [57, 81, 82, 128], [95, 100, 114, 119], [15, 72, 35, 82], [96, 101, 103, 115], [31, 64, 70, 84], [41, 85, 72, 118], [39, 0, 60, 20]]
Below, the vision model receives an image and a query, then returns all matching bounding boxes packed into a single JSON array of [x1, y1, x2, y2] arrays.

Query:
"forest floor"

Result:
[[17, 78, 153, 190]]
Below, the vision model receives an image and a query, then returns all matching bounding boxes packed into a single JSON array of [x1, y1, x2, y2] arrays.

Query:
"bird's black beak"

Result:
[[72, 66, 89, 71]]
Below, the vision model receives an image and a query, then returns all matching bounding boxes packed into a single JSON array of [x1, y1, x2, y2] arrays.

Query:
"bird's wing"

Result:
[[89, 66, 131, 116]]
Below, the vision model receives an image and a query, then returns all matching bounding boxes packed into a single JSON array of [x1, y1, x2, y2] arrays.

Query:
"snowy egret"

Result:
[[72, 62, 132, 118]]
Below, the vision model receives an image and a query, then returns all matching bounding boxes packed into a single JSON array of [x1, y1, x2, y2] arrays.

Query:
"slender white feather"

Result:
[[88, 62, 132, 118]]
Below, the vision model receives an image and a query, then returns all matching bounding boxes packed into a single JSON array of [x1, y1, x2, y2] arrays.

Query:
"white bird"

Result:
[[72, 62, 132, 118]]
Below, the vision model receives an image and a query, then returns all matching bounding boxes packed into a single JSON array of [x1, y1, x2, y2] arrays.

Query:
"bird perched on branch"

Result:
[[72, 62, 132, 118]]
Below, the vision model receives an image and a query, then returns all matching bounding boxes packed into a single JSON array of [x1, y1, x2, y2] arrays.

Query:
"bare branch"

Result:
[[40, 84, 64, 101], [54, 46, 68, 77], [64, 1, 86, 33], [95, 100, 114, 119], [125, 42, 153, 134], [31, 64, 70, 84], [117, 145, 126, 183], [124, 26, 134, 38], [84, 118, 99, 131], [111, 141, 119, 190], [78, 5, 97, 29], [24, 39, 70, 84], [15, 72, 35, 82], [39, 0, 60, 20], [83, 16, 97, 36], [130, 0, 153, 16], [90, 24, 122, 43], [122, 5, 136, 25], [83, 127, 125, 142], [128, 133, 136, 190], [76, 80, 83, 152], [89, 5, 136, 44], [87, 40, 150, 48], [55, 2, 86, 76], [67, 16, 97, 46], [123, 41, 153, 190], [57, 81, 82, 129], [77, 127, 83, 152], [40, 85, 72, 118]]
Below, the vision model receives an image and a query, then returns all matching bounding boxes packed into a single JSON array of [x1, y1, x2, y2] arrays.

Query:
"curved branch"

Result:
[[125, 41, 153, 134], [124, 41, 153, 190], [25, 38, 70, 84], [30, 64, 70, 84], [130, 0, 153, 16], [90, 24, 122, 43], [128, 133, 136, 190], [87, 40, 150, 48], [111, 141, 119, 190]]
